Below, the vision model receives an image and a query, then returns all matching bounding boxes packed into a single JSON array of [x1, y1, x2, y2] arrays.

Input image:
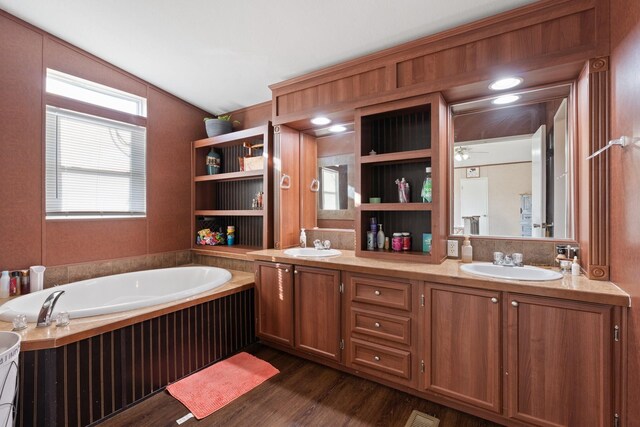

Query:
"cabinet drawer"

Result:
[[351, 308, 411, 345], [350, 338, 411, 380], [350, 275, 411, 311]]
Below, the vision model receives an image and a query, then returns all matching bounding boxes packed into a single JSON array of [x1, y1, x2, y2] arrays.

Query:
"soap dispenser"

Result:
[[300, 228, 307, 248], [461, 236, 473, 263], [0, 271, 9, 299]]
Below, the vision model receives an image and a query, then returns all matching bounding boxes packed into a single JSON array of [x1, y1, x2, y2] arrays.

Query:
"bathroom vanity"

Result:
[[249, 250, 628, 427]]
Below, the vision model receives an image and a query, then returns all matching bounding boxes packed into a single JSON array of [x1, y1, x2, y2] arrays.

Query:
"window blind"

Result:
[[45, 106, 146, 218]]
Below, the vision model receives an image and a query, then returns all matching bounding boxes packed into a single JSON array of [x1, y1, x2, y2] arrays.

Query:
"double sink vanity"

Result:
[[248, 249, 628, 427]]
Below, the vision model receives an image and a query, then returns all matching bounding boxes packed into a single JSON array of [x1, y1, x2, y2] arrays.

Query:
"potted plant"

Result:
[[204, 114, 240, 137]]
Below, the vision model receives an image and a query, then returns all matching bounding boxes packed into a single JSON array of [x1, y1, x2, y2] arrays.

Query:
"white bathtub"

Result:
[[0, 266, 232, 323]]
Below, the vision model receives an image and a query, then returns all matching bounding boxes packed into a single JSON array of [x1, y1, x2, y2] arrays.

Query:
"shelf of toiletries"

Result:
[[191, 123, 273, 253], [355, 93, 446, 264]]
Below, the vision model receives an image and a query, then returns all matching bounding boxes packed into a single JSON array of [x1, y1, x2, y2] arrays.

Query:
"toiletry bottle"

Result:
[[421, 167, 433, 203], [377, 224, 385, 249], [384, 237, 390, 251], [0, 271, 9, 298], [461, 236, 473, 263], [300, 228, 307, 248], [571, 256, 580, 276]]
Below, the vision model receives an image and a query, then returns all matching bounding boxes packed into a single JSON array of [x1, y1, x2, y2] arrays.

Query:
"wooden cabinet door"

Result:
[[294, 266, 341, 361], [255, 262, 294, 347], [506, 294, 613, 427], [422, 284, 502, 413]]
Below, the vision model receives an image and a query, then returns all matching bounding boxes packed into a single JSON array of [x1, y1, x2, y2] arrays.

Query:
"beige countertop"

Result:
[[247, 249, 630, 307], [0, 270, 254, 351]]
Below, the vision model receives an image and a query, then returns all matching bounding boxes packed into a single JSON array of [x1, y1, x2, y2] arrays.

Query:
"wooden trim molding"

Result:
[[583, 56, 611, 280]]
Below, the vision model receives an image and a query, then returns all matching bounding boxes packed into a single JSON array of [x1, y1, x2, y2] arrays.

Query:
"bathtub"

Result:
[[0, 266, 232, 323]]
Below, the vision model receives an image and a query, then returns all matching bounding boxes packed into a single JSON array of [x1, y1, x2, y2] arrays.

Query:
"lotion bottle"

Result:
[[0, 271, 9, 299], [377, 224, 385, 249], [461, 236, 473, 263], [571, 256, 580, 276]]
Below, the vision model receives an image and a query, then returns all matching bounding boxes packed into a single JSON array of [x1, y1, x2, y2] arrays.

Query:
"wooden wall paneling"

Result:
[[270, 0, 609, 125], [299, 133, 317, 230], [228, 101, 272, 130], [274, 125, 301, 249], [0, 14, 44, 269], [147, 87, 207, 253], [609, 0, 640, 424], [577, 57, 610, 280]]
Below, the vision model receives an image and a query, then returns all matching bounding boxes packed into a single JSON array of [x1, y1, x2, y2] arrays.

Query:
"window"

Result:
[[45, 70, 146, 219], [321, 167, 339, 210]]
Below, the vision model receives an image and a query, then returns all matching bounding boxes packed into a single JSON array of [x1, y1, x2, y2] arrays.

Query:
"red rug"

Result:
[[166, 352, 279, 420]]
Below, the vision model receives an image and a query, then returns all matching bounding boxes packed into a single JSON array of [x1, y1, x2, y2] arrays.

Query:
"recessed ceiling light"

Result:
[[311, 117, 331, 125], [492, 95, 520, 105], [328, 125, 347, 133], [489, 77, 523, 91]]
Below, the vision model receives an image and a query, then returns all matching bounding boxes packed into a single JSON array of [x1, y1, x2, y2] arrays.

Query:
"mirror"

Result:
[[317, 154, 355, 216], [450, 84, 574, 239]]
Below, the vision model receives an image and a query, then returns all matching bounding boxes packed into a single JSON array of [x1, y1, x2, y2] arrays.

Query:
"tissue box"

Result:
[[239, 156, 264, 172]]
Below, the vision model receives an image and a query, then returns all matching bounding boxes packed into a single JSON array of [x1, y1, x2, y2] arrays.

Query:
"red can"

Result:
[[392, 233, 403, 252], [402, 233, 411, 251]]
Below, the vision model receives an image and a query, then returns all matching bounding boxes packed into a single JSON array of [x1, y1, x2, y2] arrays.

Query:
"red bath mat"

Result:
[[166, 352, 279, 420]]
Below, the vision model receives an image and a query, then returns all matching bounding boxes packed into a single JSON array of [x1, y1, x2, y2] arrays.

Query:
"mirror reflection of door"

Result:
[[460, 177, 488, 235], [531, 125, 546, 237], [320, 166, 340, 210], [450, 84, 574, 239]]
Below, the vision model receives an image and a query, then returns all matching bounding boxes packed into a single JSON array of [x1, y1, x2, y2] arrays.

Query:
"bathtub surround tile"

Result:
[[146, 252, 177, 270], [176, 250, 192, 266], [68, 261, 113, 282], [44, 265, 69, 288], [112, 256, 148, 275], [194, 254, 253, 273]]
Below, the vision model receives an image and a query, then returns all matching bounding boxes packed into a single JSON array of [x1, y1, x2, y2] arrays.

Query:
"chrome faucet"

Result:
[[493, 252, 524, 267], [313, 239, 332, 250], [36, 290, 65, 328]]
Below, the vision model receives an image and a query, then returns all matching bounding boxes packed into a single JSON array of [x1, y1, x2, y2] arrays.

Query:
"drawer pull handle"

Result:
[[374, 290, 381, 296], [373, 356, 381, 362], [511, 300, 519, 307], [491, 297, 498, 304], [374, 322, 381, 328]]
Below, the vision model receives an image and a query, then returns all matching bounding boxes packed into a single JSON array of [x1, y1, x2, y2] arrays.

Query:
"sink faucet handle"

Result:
[[493, 251, 504, 265], [512, 252, 524, 266], [313, 239, 323, 250], [322, 240, 331, 249]]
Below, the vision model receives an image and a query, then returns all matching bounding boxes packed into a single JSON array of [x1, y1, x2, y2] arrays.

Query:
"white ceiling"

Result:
[[0, 0, 535, 115]]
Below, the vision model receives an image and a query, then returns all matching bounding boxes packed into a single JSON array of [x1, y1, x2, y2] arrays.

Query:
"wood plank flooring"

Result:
[[99, 345, 502, 427]]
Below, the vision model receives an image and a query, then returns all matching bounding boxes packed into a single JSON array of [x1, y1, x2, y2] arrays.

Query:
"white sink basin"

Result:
[[283, 248, 342, 257], [460, 263, 563, 282]]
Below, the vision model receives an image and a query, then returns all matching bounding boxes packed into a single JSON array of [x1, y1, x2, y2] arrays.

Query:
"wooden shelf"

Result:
[[194, 169, 263, 182], [360, 203, 432, 211], [360, 149, 432, 165], [195, 210, 264, 217], [192, 244, 261, 257], [357, 249, 432, 263], [194, 125, 269, 149]]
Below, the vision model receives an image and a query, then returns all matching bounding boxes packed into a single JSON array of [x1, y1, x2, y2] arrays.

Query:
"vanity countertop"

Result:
[[0, 270, 254, 351], [247, 249, 630, 307]]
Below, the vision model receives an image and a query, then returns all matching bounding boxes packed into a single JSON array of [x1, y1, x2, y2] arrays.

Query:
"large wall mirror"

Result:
[[450, 84, 574, 239]]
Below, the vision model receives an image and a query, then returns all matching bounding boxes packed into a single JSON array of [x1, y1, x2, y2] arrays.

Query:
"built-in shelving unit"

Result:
[[192, 123, 273, 256], [355, 94, 447, 263]]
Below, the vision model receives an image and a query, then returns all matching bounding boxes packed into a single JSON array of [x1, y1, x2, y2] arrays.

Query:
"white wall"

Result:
[[454, 162, 532, 236]]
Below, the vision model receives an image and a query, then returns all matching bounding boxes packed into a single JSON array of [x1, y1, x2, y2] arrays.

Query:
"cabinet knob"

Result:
[[294, 270, 298, 274], [491, 297, 499, 304], [511, 300, 519, 307], [374, 322, 381, 328], [373, 356, 380, 362], [374, 290, 381, 296], [284, 269, 289, 273]]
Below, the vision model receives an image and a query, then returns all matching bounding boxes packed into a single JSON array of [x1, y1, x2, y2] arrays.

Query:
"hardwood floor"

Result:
[[99, 345, 502, 427]]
